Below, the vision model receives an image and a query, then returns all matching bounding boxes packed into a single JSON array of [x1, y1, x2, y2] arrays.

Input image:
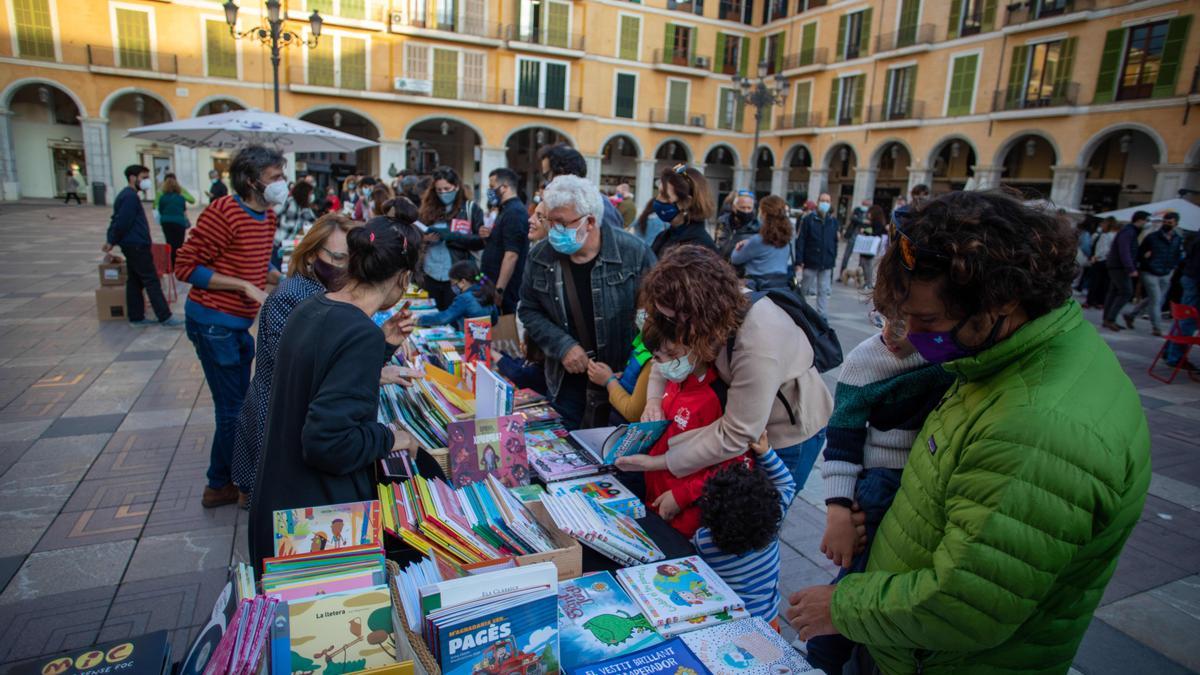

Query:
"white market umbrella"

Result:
[[1095, 198, 1200, 232], [125, 109, 377, 153]]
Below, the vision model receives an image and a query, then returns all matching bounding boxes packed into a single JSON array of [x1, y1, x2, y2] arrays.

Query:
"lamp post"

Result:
[[732, 62, 789, 179], [224, 0, 322, 113]]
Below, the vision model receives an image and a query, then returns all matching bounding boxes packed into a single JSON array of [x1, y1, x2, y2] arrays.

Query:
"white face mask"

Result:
[[657, 353, 695, 383], [139, 178, 153, 192], [262, 179, 289, 205]]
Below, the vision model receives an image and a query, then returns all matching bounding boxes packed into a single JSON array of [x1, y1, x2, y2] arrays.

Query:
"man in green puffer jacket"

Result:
[[787, 191, 1150, 675]]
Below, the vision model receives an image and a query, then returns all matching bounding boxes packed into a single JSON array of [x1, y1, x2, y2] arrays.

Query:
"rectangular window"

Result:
[[435, 0, 457, 30], [958, 0, 983, 37], [946, 53, 979, 115], [792, 80, 811, 126], [764, 33, 783, 74], [717, 87, 738, 129], [1035, 0, 1068, 19], [339, 36, 366, 90], [886, 65, 915, 119], [517, 58, 569, 109], [518, 59, 540, 107], [897, 0, 920, 48], [340, 0, 366, 19], [671, 25, 693, 65], [668, 0, 703, 16], [545, 62, 567, 109], [837, 77, 856, 124], [798, 22, 817, 66], [619, 15, 640, 60], [405, 42, 428, 80], [433, 47, 457, 98], [545, 1, 570, 48], [614, 72, 636, 118], [1023, 41, 1063, 106], [408, 44, 486, 100], [205, 18, 237, 78], [309, 0, 334, 15], [718, 0, 742, 22], [716, 33, 740, 75], [667, 79, 688, 124], [463, 51, 485, 101], [1117, 20, 1168, 101], [307, 35, 335, 86], [13, 0, 55, 59], [837, 10, 870, 61], [765, 0, 787, 23], [115, 7, 152, 70]]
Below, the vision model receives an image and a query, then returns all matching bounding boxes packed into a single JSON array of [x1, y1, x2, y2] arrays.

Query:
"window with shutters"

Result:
[[1095, 17, 1190, 103], [435, 0, 457, 30], [618, 15, 640, 61], [307, 0, 369, 20], [516, 57, 569, 109], [307, 35, 335, 86], [309, 0, 335, 15], [667, 0, 703, 16], [544, 1, 570, 48], [668, 24, 693, 65], [405, 42, 429, 81], [763, 32, 784, 75], [462, 52, 485, 101], [717, 87, 741, 129], [204, 18, 237, 78], [798, 22, 817, 66], [1034, 0, 1068, 19], [340, 37, 367, 90], [1117, 21, 1168, 101], [433, 48, 457, 98], [835, 76, 859, 124], [614, 72, 637, 118], [716, 33, 740, 75], [885, 65, 915, 119], [897, 0, 920, 48], [945, 52, 979, 115], [764, 0, 787, 23], [1019, 40, 1077, 106], [958, 0, 983, 36], [114, 7, 152, 70], [667, 79, 689, 124], [792, 80, 811, 126], [406, 44, 487, 101], [838, 10, 869, 61], [13, 0, 55, 59]]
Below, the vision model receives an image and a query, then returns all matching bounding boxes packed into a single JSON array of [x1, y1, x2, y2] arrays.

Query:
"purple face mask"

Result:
[[906, 315, 1006, 364]]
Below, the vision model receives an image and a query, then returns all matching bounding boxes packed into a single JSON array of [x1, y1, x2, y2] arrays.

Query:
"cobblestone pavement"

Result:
[[0, 200, 1196, 673]]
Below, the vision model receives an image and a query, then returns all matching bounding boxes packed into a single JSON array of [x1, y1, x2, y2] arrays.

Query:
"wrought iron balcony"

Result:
[[993, 82, 1080, 111], [1004, 0, 1094, 26], [781, 47, 829, 70], [87, 45, 177, 77], [867, 100, 926, 122], [505, 25, 585, 51], [649, 108, 708, 129], [875, 24, 936, 53]]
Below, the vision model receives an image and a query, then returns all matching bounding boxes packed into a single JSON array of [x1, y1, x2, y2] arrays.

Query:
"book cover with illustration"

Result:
[[616, 556, 744, 628], [679, 617, 814, 674], [547, 475, 646, 519], [447, 416, 530, 488], [272, 501, 382, 559], [434, 591, 560, 675], [558, 572, 664, 671], [269, 586, 395, 675], [526, 429, 602, 483], [463, 316, 492, 365], [9, 630, 173, 675], [568, 421, 669, 465], [566, 637, 710, 675]]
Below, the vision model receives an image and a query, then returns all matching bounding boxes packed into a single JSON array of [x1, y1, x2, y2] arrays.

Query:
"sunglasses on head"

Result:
[[893, 225, 952, 273]]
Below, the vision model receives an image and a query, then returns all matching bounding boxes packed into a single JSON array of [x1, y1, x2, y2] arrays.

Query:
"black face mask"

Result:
[[311, 258, 346, 291], [733, 211, 754, 226]]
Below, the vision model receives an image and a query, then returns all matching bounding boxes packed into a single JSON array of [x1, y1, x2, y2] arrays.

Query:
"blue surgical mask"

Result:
[[657, 353, 695, 383], [439, 190, 458, 206], [451, 282, 465, 296], [652, 199, 680, 222], [548, 223, 584, 255], [818, 201, 831, 214]]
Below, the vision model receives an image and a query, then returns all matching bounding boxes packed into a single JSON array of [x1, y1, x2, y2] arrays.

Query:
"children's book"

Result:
[[475, 364, 513, 418], [679, 617, 815, 674], [565, 637, 711, 675], [447, 415, 531, 488], [510, 484, 547, 503], [568, 421, 670, 465], [272, 500, 383, 560], [540, 492, 663, 566], [514, 388, 547, 409], [430, 588, 560, 675], [557, 572, 664, 671], [656, 607, 751, 637], [526, 428, 602, 483], [463, 316, 492, 365], [449, 217, 472, 235], [269, 585, 395, 675], [547, 474, 646, 519], [616, 556, 745, 629], [10, 630, 174, 675]]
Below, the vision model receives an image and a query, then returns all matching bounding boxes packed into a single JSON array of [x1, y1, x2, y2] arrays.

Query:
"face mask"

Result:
[[263, 179, 289, 206], [733, 211, 754, 226], [635, 308, 647, 332], [361, 188, 371, 198], [548, 223, 585, 255], [486, 188, 500, 207], [451, 282, 465, 296], [533, 195, 542, 204], [310, 258, 345, 290], [139, 178, 153, 192], [438, 190, 458, 206], [652, 200, 680, 222], [818, 201, 831, 214], [657, 353, 695, 383], [906, 315, 1006, 364]]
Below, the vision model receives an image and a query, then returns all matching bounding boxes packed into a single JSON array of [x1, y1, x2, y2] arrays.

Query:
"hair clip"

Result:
[[369, 231, 375, 243]]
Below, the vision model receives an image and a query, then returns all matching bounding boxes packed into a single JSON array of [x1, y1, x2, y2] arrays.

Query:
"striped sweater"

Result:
[[821, 334, 954, 502], [175, 195, 275, 329], [691, 448, 796, 621]]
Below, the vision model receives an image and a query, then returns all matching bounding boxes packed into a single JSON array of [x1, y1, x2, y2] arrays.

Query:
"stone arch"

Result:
[[823, 142, 858, 169], [503, 123, 576, 149], [598, 132, 643, 160], [403, 113, 489, 149], [753, 146, 776, 167], [1077, 122, 1167, 166], [296, 104, 384, 138], [993, 130, 1060, 168], [99, 87, 176, 121], [784, 143, 813, 167], [652, 137, 693, 162], [701, 142, 741, 167], [190, 95, 251, 118], [1, 77, 89, 118], [925, 134, 979, 169], [870, 138, 915, 168]]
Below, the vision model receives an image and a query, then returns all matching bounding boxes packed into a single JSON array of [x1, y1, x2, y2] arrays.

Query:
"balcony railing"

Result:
[[667, 0, 705, 15], [714, 58, 740, 76], [826, 109, 862, 127], [1004, 0, 1094, 26], [993, 82, 1080, 111], [391, 14, 504, 39], [653, 48, 711, 71], [87, 44, 177, 76], [832, 43, 865, 63], [775, 110, 822, 129], [875, 24, 936, 53], [958, 10, 985, 37], [718, 0, 744, 21], [867, 100, 926, 122], [506, 25, 585, 51], [649, 108, 708, 128], [799, 0, 828, 10], [782, 47, 829, 70], [503, 89, 583, 113]]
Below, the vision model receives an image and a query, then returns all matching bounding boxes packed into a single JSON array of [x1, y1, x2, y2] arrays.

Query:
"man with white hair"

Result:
[[519, 175, 656, 428], [715, 190, 760, 265]]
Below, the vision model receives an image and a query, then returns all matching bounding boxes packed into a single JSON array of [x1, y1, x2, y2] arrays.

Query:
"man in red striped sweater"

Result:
[[175, 146, 285, 508]]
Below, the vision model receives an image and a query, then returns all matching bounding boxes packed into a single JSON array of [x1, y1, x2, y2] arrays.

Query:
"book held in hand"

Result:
[[565, 637, 711, 675], [447, 415, 531, 488], [568, 420, 669, 465], [557, 572, 664, 671], [616, 556, 745, 630], [463, 316, 491, 365], [679, 617, 815, 674], [547, 474, 646, 519]]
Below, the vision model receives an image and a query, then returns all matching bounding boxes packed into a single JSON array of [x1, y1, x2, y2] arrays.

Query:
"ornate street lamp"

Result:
[[224, 0, 322, 113], [732, 62, 788, 175]]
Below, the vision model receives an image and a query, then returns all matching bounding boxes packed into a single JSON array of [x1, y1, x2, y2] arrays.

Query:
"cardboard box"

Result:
[[515, 499, 583, 582], [98, 261, 126, 286], [95, 287, 127, 321]]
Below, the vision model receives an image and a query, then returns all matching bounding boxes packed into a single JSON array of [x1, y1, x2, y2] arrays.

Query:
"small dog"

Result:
[[840, 267, 865, 287]]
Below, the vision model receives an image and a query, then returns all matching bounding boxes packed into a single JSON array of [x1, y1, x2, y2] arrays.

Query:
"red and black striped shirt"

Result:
[[175, 195, 275, 325]]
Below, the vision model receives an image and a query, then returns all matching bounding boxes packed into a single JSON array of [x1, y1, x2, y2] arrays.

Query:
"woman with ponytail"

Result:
[[248, 212, 424, 571], [417, 259, 498, 327]]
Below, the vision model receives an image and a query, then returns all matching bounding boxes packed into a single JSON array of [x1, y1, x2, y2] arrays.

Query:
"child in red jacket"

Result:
[[641, 323, 748, 538]]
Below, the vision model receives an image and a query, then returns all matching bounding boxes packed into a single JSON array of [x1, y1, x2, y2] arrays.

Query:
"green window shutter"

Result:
[[718, 89, 732, 129], [1052, 37, 1076, 102], [827, 78, 840, 123], [947, 53, 978, 115], [735, 98, 745, 129], [759, 101, 773, 130], [310, 0, 334, 14], [981, 0, 997, 32], [340, 37, 366, 90], [615, 73, 636, 118], [904, 65, 917, 112], [14, 0, 55, 59], [1092, 28, 1125, 104], [688, 27, 696, 64], [115, 8, 151, 70], [947, 0, 963, 40], [433, 48, 457, 98], [758, 34, 766, 67], [545, 62, 567, 109], [664, 23, 675, 60], [858, 8, 872, 56], [340, 0, 366, 20], [546, 2, 569, 48], [1006, 44, 1029, 109], [774, 35, 784, 72], [205, 19, 237, 78], [519, 60, 540, 106], [308, 37, 334, 86], [898, 0, 919, 46], [836, 14, 847, 59], [794, 80, 811, 125], [714, 32, 726, 71], [852, 75, 865, 123], [1153, 15, 1192, 98], [800, 23, 816, 65], [668, 80, 687, 124], [620, 16, 639, 60], [739, 36, 750, 76]]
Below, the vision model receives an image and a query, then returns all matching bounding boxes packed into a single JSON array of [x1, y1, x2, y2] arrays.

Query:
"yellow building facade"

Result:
[[1, 0, 1198, 215]]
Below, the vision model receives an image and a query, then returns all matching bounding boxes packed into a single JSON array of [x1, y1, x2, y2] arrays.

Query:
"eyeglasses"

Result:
[[322, 247, 348, 263], [893, 225, 951, 273], [549, 213, 588, 231]]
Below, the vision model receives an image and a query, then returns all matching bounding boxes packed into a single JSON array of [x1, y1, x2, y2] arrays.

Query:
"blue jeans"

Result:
[[775, 427, 826, 493], [186, 317, 255, 489], [1167, 275, 1198, 365], [806, 468, 904, 674]]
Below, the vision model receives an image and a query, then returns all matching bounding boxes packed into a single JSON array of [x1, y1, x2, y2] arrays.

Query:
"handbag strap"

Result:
[[560, 260, 597, 355]]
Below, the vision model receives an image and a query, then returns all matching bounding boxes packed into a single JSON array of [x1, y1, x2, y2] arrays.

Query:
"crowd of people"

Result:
[[98, 137, 1197, 674]]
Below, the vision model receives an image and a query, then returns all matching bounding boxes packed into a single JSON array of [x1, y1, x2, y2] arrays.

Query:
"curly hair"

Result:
[[757, 195, 794, 248], [639, 245, 748, 364], [873, 189, 1077, 321], [697, 461, 782, 554]]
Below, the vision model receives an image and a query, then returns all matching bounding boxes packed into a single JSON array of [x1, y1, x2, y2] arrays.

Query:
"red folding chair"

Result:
[[150, 243, 177, 303], [1148, 302, 1200, 384]]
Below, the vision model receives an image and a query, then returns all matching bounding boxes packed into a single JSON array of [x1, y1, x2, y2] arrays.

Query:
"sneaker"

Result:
[[129, 319, 157, 327], [159, 316, 184, 327], [201, 483, 240, 508], [1122, 313, 1135, 329]]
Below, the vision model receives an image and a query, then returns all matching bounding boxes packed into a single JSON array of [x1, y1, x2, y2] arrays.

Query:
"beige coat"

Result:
[[648, 296, 833, 476]]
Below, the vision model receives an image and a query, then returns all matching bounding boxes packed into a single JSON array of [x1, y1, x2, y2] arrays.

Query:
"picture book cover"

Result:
[[270, 586, 395, 675], [558, 572, 664, 671], [526, 429, 602, 483], [449, 217, 472, 235], [272, 501, 382, 559], [463, 316, 492, 365], [568, 421, 670, 465], [565, 637, 710, 675], [547, 475, 646, 519], [510, 484, 546, 503], [679, 618, 815, 674], [9, 630, 172, 675], [616, 557, 744, 627], [435, 591, 560, 675], [447, 416, 531, 488]]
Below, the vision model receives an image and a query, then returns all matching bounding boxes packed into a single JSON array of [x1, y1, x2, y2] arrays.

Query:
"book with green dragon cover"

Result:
[[558, 572, 664, 671]]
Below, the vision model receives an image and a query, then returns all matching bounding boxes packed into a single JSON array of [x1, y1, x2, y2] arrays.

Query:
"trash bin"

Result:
[[91, 182, 106, 207]]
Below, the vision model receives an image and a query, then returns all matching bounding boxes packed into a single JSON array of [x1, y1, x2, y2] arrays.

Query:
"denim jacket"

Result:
[[518, 225, 656, 398]]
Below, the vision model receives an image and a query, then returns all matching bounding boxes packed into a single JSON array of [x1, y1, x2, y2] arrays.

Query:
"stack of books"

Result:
[[616, 556, 749, 637], [547, 474, 646, 519], [526, 428, 601, 483], [205, 595, 279, 675], [678, 617, 815, 674], [557, 571, 664, 671], [540, 490, 663, 566]]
